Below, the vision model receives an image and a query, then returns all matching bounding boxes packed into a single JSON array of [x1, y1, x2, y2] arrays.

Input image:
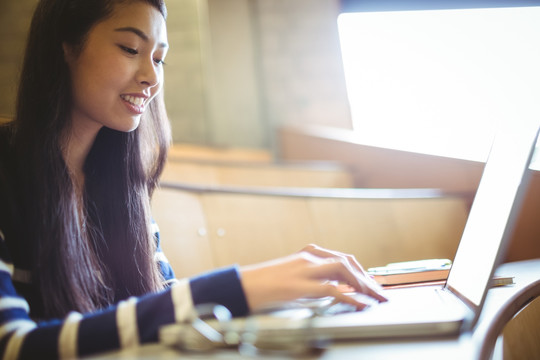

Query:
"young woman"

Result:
[[0, 0, 385, 358]]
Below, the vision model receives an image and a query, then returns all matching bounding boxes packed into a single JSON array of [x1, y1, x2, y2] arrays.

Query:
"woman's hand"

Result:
[[240, 244, 387, 312]]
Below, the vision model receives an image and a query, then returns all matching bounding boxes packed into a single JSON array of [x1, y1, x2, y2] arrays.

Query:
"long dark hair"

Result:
[[11, 0, 171, 318]]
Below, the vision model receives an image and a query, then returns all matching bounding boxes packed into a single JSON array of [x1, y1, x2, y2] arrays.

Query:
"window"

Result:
[[338, 5, 540, 163]]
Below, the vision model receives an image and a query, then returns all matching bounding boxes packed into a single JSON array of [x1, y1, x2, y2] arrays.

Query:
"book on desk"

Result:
[[368, 259, 514, 287], [368, 259, 451, 286]]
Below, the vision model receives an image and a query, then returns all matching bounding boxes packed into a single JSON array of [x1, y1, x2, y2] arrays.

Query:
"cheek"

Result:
[[78, 50, 126, 90], [93, 61, 125, 91], [69, 62, 123, 118], [72, 71, 109, 111]]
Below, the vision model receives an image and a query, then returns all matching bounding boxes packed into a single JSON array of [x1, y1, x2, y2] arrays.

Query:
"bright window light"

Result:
[[338, 7, 540, 162]]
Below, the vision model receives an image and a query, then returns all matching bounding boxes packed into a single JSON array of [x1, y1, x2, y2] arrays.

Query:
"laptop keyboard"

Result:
[[311, 286, 450, 317], [299, 292, 383, 317], [267, 285, 451, 320]]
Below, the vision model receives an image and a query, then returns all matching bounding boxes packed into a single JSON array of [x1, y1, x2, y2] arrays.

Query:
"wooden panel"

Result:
[[151, 187, 214, 278], [161, 161, 220, 185], [161, 160, 354, 188], [226, 165, 351, 188], [152, 181, 470, 275], [309, 197, 467, 269], [156, 184, 470, 270], [217, 165, 353, 188], [503, 296, 540, 360], [200, 193, 316, 267], [309, 198, 403, 267], [168, 143, 272, 163], [278, 124, 484, 192]]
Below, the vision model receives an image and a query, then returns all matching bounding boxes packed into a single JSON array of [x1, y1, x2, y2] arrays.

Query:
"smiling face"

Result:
[[65, 1, 168, 135]]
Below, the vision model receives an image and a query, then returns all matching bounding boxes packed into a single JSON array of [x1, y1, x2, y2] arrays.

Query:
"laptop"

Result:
[[237, 120, 540, 343]]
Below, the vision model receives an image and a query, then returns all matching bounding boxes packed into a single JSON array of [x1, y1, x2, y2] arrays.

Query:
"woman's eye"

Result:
[[119, 45, 138, 55], [154, 58, 166, 66]]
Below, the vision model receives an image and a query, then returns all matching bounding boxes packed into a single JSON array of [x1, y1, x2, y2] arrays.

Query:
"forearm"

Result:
[[2, 282, 184, 359], [1, 266, 249, 359]]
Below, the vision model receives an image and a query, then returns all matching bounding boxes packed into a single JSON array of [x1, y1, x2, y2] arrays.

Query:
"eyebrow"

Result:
[[114, 27, 168, 48]]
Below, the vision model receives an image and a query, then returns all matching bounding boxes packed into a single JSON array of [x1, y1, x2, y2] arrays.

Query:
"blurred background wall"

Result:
[[0, 0, 351, 150]]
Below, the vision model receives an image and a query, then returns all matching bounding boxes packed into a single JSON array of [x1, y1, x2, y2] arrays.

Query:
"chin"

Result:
[[110, 118, 141, 133], [125, 123, 140, 132]]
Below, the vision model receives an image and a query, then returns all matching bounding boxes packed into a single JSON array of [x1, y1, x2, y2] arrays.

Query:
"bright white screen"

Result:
[[338, 7, 540, 162]]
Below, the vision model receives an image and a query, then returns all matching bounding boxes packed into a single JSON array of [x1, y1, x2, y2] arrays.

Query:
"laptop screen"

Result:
[[447, 122, 539, 307]]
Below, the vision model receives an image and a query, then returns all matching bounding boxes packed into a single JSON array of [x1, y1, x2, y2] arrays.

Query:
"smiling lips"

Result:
[[120, 94, 147, 114]]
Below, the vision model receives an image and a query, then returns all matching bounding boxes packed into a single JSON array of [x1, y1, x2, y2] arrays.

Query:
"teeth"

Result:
[[122, 95, 145, 107]]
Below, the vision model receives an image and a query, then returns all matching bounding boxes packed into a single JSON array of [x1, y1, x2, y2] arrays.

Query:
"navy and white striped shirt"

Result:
[[0, 224, 249, 359]]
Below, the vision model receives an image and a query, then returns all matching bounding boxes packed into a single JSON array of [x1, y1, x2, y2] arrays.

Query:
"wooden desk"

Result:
[[85, 259, 540, 360]]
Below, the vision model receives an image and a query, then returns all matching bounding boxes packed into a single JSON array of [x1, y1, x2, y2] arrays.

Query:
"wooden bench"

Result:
[[152, 182, 471, 278], [160, 159, 355, 188], [168, 143, 273, 163]]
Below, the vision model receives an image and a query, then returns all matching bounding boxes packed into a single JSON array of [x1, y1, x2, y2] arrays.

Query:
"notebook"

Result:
[[242, 120, 540, 343]]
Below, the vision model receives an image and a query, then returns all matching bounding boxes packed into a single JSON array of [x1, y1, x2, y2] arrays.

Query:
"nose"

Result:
[[136, 58, 160, 88]]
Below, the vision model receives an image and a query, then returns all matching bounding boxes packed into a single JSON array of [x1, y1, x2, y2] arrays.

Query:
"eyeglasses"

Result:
[[159, 302, 333, 357]]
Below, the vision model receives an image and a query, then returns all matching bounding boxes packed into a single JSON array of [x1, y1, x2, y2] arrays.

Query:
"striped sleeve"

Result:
[[0, 263, 195, 358], [151, 221, 176, 284], [150, 220, 249, 315], [0, 227, 249, 359]]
